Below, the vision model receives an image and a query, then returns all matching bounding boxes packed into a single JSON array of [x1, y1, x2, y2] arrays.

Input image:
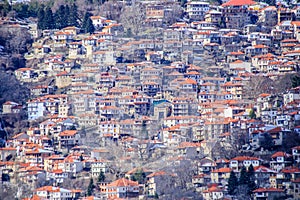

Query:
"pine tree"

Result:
[[239, 166, 248, 185], [79, 154, 84, 161], [97, 171, 105, 182], [228, 171, 238, 195], [68, 3, 79, 27], [87, 178, 95, 196], [249, 109, 256, 119], [132, 169, 146, 184], [55, 5, 67, 29], [65, 5, 70, 26], [81, 12, 92, 33], [292, 75, 300, 88], [44, 7, 54, 29], [37, 6, 45, 30], [85, 18, 95, 34], [247, 164, 257, 195]]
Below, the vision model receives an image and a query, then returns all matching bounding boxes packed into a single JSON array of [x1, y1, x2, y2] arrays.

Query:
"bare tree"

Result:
[[0, 70, 29, 106], [120, 4, 146, 36], [0, 25, 31, 55], [98, 1, 123, 20], [0, 184, 17, 200], [164, 4, 183, 26]]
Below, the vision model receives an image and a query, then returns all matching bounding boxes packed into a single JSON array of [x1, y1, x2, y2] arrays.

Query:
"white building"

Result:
[[27, 99, 46, 120], [187, 1, 210, 21]]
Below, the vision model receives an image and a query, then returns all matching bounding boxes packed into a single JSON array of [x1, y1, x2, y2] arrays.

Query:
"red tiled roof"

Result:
[[106, 178, 138, 187], [271, 151, 291, 158], [253, 188, 284, 193], [212, 167, 231, 173], [222, 0, 255, 6], [231, 156, 259, 161], [58, 130, 77, 137]]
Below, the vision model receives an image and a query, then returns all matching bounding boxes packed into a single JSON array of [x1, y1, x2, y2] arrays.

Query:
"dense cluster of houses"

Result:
[[1, 0, 300, 199]]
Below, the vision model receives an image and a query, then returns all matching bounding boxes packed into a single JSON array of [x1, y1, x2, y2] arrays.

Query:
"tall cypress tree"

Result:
[[87, 178, 95, 196], [65, 5, 70, 26], [228, 171, 238, 195], [37, 6, 45, 30], [44, 7, 54, 29], [55, 5, 67, 29], [85, 17, 95, 34], [247, 164, 257, 195], [68, 3, 79, 27], [81, 12, 92, 33], [97, 171, 105, 182], [239, 166, 248, 185]]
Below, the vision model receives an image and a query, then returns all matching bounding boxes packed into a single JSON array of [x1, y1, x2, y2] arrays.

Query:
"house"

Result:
[[146, 171, 176, 197], [35, 186, 81, 200], [202, 184, 224, 200], [252, 188, 285, 200], [192, 173, 210, 192], [90, 159, 108, 177], [221, 0, 255, 29], [18, 166, 46, 187], [254, 166, 276, 188], [90, 16, 106, 30], [291, 178, 300, 199], [205, 10, 222, 26], [58, 130, 80, 150], [230, 156, 260, 172], [61, 155, 84, 176], [283, 87, 300, 106], [55, 71, 72, 89], [2, 101, 22, 114], [292, 146, 300, 163], [100, 178, 139, 199], [210, 167, 231, 185], [27, 98, 46, 120], [270, 152, 292, 172], [15, 68, 37, 82], [30, 85, 55, 97], [186, 1, 210, 21], [259, 6, 277, 27], [46, 169, 69, 185], [24, 148, 53, 166]]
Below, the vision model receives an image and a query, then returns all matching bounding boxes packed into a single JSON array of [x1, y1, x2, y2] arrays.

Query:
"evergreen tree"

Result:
[[132, 169, 146, 184], [249, 109, 256, 119], [228, 171, 238, 195], [79, 154, 84, 161], [55, 5, 67, 29], [292, 75, 300, 88], [68, 3, 79, 27], [85, 17, 95, 34], [87, 178, 95, 196], [97, 171, 105, 182], [65, 5, 70, 26], [81, 12, 92, 33], [37, 6, 45, 30], [44, 7, 54, 29], [16, 4, 29, 19], [260, 133, 274, 150], [247, 164, 257, 195], [28, 1, 40, 17], [239, 166, 248, 185]]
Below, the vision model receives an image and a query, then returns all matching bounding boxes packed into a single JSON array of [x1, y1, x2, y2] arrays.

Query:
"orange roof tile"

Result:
[[106, 178, 138, 187], [231, 156, 259, 161], [58, 130, 77, 137], [212, 167, 231, 173], [222, 0, 255, 6], [253, 188, 284, 193]]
